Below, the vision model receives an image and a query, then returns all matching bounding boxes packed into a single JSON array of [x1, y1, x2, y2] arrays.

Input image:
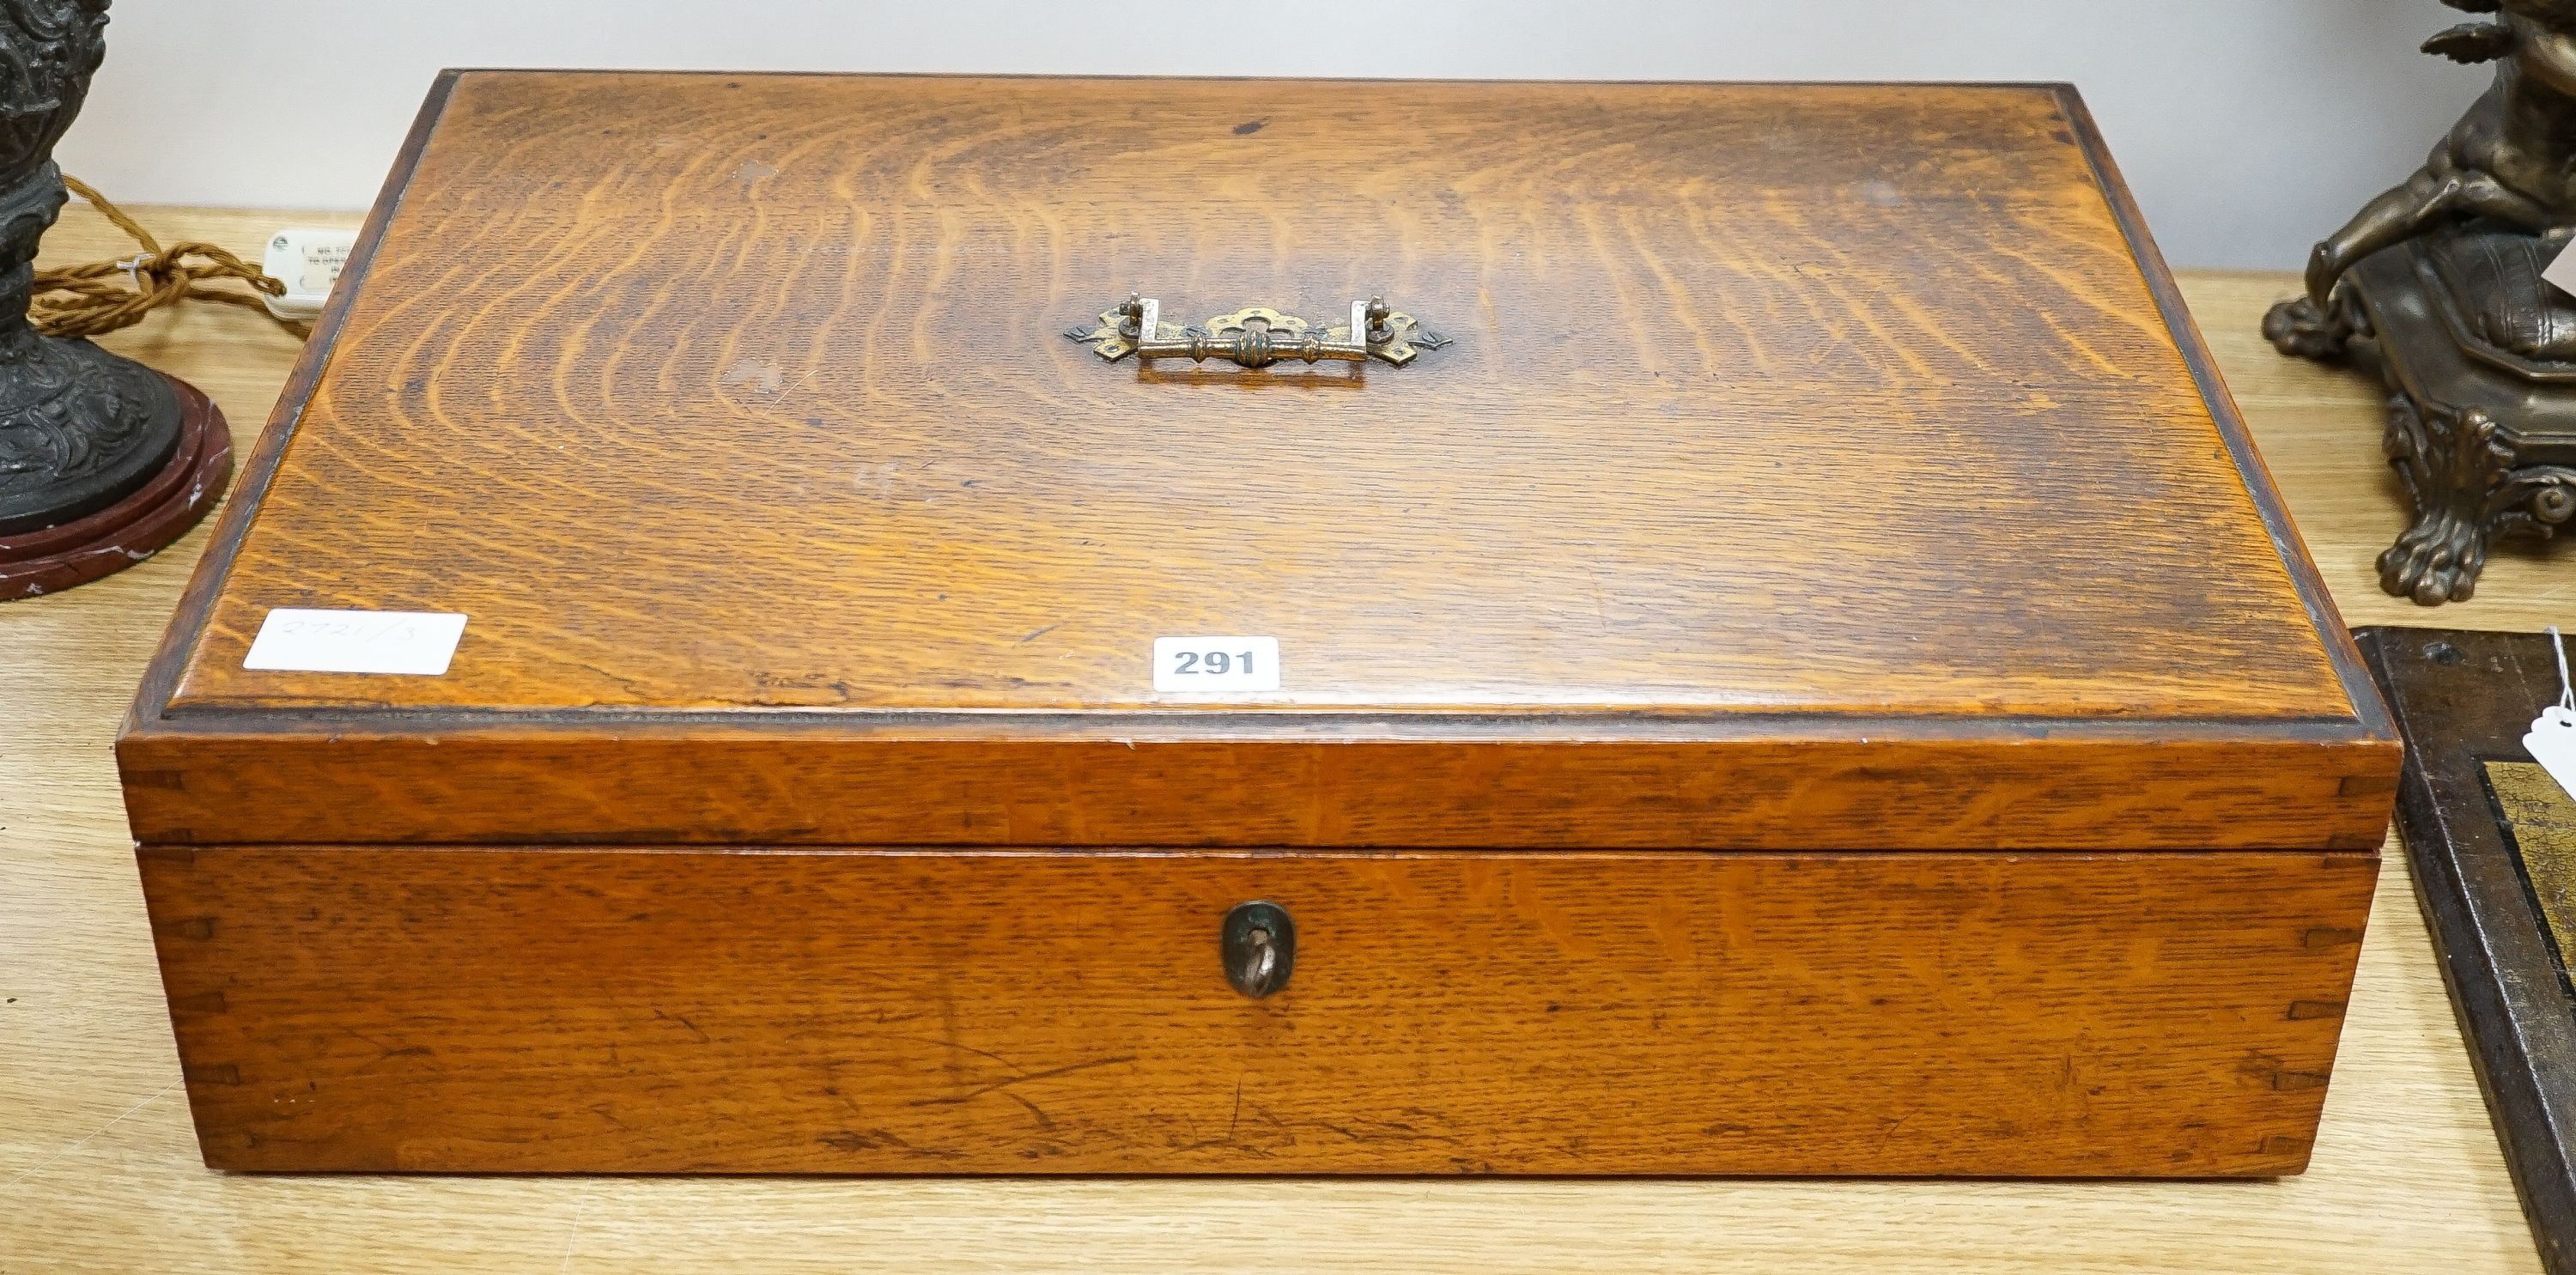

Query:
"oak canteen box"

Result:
[[120, 71, 2401, 1176]]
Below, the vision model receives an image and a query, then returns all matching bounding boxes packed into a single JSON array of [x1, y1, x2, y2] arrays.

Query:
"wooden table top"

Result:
[[1, 205, 2560, 1273]]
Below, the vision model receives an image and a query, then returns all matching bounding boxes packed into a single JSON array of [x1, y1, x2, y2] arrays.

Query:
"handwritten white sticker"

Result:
[[242, 608, 467, 676], [1153, 635, 1280, 694]]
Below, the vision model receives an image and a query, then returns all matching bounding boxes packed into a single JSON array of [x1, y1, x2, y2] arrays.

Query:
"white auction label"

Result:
[[2530, 705, 2576, 798], [242, 608, 467, 676], [259, 227, 358, 321], [1152, 635, 1280, 694]]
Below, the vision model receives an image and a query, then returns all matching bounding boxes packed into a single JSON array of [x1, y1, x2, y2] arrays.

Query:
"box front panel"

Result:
[[143, 845, 2374, 1176]]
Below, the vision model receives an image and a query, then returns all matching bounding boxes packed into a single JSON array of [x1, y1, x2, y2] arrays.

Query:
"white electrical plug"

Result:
[[260, 228, 358, 321]]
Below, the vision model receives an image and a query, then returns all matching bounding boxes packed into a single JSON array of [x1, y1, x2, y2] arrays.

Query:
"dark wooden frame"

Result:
[[2358, 626, 2576, 1275]]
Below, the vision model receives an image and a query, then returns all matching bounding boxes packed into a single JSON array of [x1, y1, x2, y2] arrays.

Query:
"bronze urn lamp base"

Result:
[[0, 0, 228, 600]]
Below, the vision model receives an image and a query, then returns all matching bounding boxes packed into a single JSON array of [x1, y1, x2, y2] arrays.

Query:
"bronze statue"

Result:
[[0, 0, 228, 598], [2269, 0, 2576, 604]]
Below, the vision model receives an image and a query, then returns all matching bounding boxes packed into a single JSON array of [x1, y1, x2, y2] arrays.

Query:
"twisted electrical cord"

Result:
[[29, 176, 307, 340]]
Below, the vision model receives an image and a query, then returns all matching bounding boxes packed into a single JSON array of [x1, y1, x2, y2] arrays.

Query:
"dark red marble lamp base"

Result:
[[0, 373, 230, 599]]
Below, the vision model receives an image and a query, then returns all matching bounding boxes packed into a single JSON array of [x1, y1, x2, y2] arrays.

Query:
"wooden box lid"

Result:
[[119, 72, 2397, 851]]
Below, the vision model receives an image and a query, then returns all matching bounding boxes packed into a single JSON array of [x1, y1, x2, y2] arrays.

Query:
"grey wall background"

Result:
[[58, 0, 2488, 269]]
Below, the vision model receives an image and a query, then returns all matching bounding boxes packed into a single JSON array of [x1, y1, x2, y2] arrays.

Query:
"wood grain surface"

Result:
[[0, 200, 2552, 1268], [117, 74, 2397, 853], [114, 728, 2399, 851], [142, 843, 2372, 1177]]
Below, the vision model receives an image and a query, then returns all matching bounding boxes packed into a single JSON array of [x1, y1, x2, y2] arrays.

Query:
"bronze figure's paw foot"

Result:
[[2379, 509, 2491, 605], [2263, 294, 2355, 363]]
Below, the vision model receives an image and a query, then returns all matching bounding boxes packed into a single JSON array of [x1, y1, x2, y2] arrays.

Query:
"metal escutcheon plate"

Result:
[[1221, 900, 1296, 999]]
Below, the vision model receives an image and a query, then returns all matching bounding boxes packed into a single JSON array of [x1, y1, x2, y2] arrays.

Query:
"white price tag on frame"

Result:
[[1153, 635, 1281, 694], [2528, 706, 2576, 794], [242, 608, 467, 676], [2530, 627, 2576, 798]]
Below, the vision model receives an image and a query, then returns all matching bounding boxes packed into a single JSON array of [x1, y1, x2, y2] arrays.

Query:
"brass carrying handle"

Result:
[[1066, 293, 1448, 369]]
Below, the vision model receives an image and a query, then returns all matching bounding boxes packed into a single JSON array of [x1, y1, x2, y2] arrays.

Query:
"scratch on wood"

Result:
[[819, 1127, 967, 1159], [1005, 1090, 1057, 1132], [907, 1055, 1137, 1108]]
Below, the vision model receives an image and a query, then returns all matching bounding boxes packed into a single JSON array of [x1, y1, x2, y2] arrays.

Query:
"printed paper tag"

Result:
[[2527, 706, 2576, 797], [259, 227, 358, 321], [1153, 635, 1280, 694], [243, 608, 466, 676], [2547, 240, 2576, 301]]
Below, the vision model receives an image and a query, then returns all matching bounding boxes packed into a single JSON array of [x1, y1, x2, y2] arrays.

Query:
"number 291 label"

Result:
[[1153, 635, 1281, 694]]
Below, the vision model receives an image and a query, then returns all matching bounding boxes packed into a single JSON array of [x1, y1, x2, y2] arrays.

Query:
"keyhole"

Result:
[[1223, 901, 1295, 999], [1243, 926, 1274, 986]]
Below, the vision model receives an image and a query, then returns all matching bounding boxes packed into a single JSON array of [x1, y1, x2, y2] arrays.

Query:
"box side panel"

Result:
[[142, 844, 2375, 1176]]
